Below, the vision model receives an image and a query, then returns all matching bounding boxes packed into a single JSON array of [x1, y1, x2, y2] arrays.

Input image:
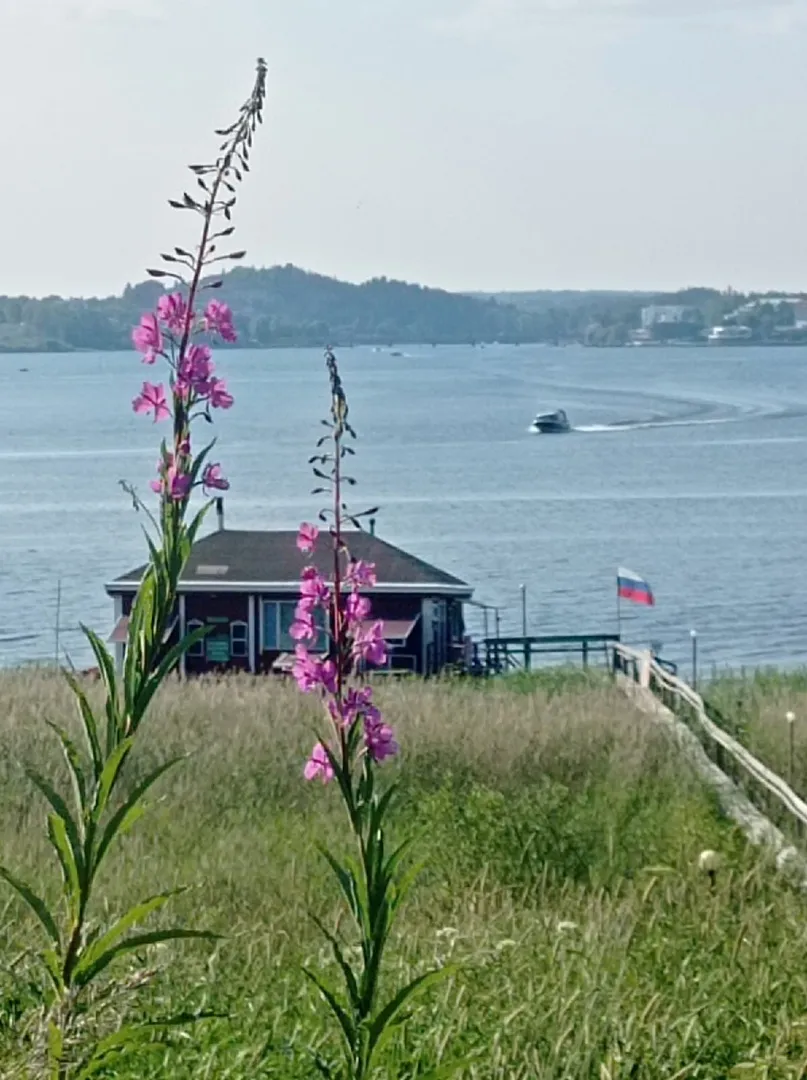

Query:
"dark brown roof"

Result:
[[107, 529, 472, 595]]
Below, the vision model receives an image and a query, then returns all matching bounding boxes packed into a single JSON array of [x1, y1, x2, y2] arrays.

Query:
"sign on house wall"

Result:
[[205, 616, 230, 663]]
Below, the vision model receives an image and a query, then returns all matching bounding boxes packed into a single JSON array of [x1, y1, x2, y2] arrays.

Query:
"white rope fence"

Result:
[[610, 642, 807, 838]]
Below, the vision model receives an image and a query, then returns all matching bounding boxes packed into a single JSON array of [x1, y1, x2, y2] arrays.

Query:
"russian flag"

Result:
[[617, 567, 655, 607]]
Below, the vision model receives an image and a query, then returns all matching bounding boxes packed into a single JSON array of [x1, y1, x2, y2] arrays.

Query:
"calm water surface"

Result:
[[1, 343, 806, 671]]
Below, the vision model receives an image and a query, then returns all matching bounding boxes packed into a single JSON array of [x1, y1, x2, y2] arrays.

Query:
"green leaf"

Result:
[[187, 443, 215, 490], [415, 1057, 478, 1079], [92, 737, 134, 823], [47, 814, 81, 918], [81, 625, 121, 754], [186, 502, 211, 545], [93, 755, 186, 873], [0, 866, 61, 947], [124, 577, 154, 718], [303, 968, 356, 1052], [368, 967, 456, 1059], [73, 890, 184, 982], [73, 928, 219, 988], [391, 857, 426, 915], [39, 948, 64, 994], [46, 721, 87, 813], [370, 784, 398, 836], [26, 770, 85, 885], [76, 1012, 222, 1079], [133, 626, 208, 719], [385, 836, 415, 882], [310, 913, 361, 1010], [318, 846, 364, 927], [48, 1021, 64, 1072], [82, 626, 118, 711], [63, 671, 104, 779]]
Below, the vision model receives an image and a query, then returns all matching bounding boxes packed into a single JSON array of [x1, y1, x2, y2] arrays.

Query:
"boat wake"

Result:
[[525, 374, 807, 436], [571, 401, 805, 435], [574, 416, 747, 434]]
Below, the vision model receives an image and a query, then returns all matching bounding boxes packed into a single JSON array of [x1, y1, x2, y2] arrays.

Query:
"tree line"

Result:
[[0, 267, 798, 352]]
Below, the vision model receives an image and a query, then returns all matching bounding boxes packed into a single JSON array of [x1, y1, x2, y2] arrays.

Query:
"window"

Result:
[[230, 620, 249, 659], [186, 619, 205, 657], [262, 600, 327, 652]]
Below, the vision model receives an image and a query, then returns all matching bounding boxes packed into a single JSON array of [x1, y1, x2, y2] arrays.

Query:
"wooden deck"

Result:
[[482, 633, 620, 674]]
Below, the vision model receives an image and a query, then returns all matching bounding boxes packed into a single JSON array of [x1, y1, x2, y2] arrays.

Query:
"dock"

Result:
[[481, 633, 620, 674]]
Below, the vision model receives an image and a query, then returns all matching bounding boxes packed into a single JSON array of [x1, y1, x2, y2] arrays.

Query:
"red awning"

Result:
[[108, 616, 129, 644], [272, 650, 327, 674], [107, 616, 177, 645], [360, 618, 419, 645]]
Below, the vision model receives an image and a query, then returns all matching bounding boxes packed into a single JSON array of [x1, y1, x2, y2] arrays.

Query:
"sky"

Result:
[[1, 0, 806, 296]]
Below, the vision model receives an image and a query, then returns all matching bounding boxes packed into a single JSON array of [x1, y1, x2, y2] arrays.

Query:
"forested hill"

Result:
[[0, 265, 544, 353]]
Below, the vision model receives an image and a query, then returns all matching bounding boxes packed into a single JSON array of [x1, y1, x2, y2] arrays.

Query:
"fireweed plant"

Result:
[[0, 60, 266, 1078], [292, 351, 460, 1080]]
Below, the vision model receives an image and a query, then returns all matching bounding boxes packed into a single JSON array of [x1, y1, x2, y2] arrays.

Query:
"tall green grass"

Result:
[[705, 668, 807, 799], [1, 670, 806, 1077]]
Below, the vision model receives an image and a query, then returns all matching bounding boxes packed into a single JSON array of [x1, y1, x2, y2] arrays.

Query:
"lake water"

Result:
[[1, 343, 806, 672]]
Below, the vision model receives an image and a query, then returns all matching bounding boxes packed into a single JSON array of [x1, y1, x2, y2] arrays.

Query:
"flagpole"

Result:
[[616, 578, 622, 642]]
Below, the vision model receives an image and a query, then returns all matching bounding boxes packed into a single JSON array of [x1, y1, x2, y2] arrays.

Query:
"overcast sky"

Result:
[[1, 0, 806, 296]]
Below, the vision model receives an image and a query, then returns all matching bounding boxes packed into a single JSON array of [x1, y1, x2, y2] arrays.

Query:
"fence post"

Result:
[[524, 639, 531, 672]]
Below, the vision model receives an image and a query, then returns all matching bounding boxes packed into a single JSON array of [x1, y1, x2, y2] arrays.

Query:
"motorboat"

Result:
[[530, 409, 570, 434]]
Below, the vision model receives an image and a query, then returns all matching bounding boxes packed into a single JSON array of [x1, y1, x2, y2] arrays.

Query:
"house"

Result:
[[640, 305, 696, 329], [105, 512, 474, 677]]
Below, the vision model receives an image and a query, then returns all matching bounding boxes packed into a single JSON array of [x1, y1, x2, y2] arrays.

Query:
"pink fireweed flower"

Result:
[[202, 462, 229, 493], [297, 523, 320, 555], [132, 313, 163, 363], [304, 742, 335, 783], [328, 686, 379, 730], [204, 299, 237, 343], [157, 292, 192, 336], [150, 461, 191, 501], [352, 621, 388, 668], [292, 645, 337, 695], [300, 566, 330, 610], [207, 376, 234, 410], [290, 614, 316, 643], [364, 713, 399, 763], [345, 592, 372, 626], [177, 344, 214, 397], [345, 560, 377, 589], [132, 381, 171, 422]]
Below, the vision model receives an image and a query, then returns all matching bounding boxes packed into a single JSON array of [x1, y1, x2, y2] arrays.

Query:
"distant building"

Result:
[[707, 325, 752, 344], [728, 296, 807, 329], [641, 305, 698, 329], [106, 511, 473, 677]]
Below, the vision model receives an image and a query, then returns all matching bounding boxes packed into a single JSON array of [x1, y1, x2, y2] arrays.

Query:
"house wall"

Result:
[[254, 592, 425, 673], [184, 593, 250, 675], [109, 588, 467, 677]]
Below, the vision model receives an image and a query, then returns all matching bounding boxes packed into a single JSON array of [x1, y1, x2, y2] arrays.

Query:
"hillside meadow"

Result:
[[1, 668, 807, 1078], [704, 669, 807, 803]]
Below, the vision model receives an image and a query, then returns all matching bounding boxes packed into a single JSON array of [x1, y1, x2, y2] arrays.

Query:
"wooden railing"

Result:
[[484, 634, 620, 674], [610, 642, 807, 841]]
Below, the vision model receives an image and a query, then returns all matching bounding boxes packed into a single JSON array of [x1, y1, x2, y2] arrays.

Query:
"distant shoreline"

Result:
[[1, 338, 806, 356]]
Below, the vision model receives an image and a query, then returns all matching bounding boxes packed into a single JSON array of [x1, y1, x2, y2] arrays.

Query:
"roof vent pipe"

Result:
[[215, 497, 225, 531]]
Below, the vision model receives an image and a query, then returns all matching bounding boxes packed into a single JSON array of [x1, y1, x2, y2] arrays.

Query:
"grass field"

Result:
[[2, 668, 807, 1078], [704, 669, 807, 800]]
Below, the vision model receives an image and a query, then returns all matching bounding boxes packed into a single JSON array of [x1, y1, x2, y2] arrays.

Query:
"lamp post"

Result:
[[787, 711, 796, 788], [520, 584, 527, 639], [690, 629, 698, 690]]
